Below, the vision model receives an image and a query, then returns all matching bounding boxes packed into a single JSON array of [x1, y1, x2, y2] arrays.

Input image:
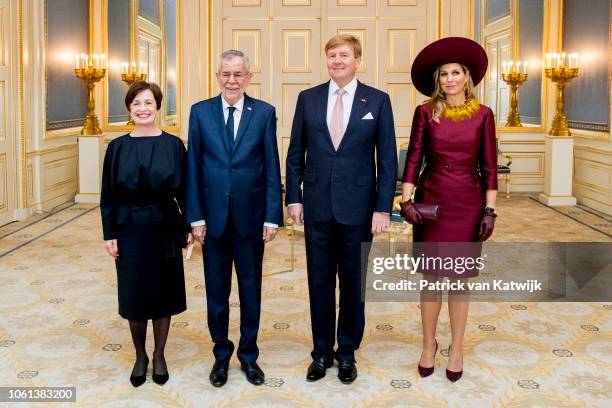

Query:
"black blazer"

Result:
[[285, 81, 397, 225]]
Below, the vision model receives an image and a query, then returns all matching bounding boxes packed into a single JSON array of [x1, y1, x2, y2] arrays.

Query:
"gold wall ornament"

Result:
[[501, 60, 528, 127], [120, 62, 148, 125], [74, 53, 107, 135], [544, 53, 580, 136]]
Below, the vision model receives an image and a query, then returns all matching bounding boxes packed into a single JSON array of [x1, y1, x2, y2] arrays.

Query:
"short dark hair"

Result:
[[125, 81, 163, 111]]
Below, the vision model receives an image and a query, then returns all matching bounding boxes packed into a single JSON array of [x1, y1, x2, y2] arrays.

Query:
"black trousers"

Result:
[[304, 218, 373, 362], [203, 215, 264, 363]]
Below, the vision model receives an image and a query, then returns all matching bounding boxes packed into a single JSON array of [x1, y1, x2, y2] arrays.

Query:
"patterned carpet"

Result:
[[0, 196, 610, 407]]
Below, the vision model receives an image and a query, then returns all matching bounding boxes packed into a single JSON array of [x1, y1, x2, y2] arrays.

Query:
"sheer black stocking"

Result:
[[152, 316, 171, 375], [128, 320, 149, 376]]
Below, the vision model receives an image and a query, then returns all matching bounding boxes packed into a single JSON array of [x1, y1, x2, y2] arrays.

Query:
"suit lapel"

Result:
[[318, 81, 336, 152], [233, 94, 254, 154], [212, 95, 231, 155], [337, 81, 368, 153]]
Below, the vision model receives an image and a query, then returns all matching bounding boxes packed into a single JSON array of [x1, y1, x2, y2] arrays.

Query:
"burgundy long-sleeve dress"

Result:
[[402, 102, 497, 277]]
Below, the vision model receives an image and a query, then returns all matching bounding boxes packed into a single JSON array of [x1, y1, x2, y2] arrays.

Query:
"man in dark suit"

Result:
[[185, 50, 283, 387], [286, 35, 397, 383]]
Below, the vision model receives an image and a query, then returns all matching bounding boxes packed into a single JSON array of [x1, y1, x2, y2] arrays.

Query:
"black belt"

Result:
[[428, 162, 477, 172]]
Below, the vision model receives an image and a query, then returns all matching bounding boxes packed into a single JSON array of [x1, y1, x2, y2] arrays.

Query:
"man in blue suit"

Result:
[[186, 50, 283, 387], [286, 35, 397, 383]]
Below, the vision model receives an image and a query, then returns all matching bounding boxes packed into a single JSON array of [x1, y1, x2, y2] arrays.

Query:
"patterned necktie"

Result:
[[330, 88, 345, 151], [226, 106, 236, 151]]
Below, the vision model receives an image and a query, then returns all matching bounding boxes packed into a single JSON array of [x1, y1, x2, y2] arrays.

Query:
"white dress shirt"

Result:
[[326, 77, 358, 135], [222, 95, 244, 140], [191, 94, 278, 229], [287, 77, 357, 208]]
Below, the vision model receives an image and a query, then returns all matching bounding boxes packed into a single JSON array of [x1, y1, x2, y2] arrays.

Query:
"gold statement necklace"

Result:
[[442, 97, 481, 122]]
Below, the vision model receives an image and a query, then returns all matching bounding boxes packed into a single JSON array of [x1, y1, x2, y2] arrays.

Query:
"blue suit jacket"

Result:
[[285, 81, 397, 225], [185, 94, 283, 238]]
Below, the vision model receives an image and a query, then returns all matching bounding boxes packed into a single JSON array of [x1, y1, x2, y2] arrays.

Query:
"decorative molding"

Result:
[[337, 0, 367, 6], [0, 152, 7, 212], [568, 120, 609, 133], [281, 29, 311, 73], [232, 29, 262, 73], [26, 143, 78, 158], [387, 29, 416, 73], [282, 0, 311, 5], [232, 0, 262, 7], [281, 83, 310, 127]]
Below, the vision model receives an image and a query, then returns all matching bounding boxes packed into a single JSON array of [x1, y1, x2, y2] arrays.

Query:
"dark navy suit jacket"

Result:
[[285, 81, 397, 225], [185, 94, 283, 238]]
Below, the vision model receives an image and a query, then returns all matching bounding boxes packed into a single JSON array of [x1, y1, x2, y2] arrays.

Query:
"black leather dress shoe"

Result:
[[240, 361, 265, 385], [209, 360, 229, 387], [337, 361, 357, 384], [306, 357, 334, 382]]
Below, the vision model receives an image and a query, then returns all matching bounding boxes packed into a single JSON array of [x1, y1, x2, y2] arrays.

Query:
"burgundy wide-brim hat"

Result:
[[411, 37, 488, 97]]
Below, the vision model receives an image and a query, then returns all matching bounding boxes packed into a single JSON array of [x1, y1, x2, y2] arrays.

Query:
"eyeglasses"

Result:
[[219, 72, 247, 80]]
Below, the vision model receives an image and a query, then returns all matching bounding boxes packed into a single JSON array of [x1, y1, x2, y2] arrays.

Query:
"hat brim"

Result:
[[411, 37, 488, 97]]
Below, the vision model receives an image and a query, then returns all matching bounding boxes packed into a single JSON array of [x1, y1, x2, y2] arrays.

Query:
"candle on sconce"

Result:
[[523, 61, 528, 74], [93, 54, 99, 69], [74, 54, 80, 69]]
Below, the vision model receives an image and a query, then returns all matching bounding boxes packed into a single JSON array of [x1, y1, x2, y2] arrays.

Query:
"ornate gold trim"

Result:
[[574, 145, 612, 157], [44, 127, 81, 140], [0, 152, 7, 212], [26, 143, 78, 158], [207, 0, 213, 98], [18, 0, 26, 208]]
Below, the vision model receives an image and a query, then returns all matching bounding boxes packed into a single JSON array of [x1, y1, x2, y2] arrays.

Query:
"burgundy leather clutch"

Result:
[[414, 203, 440, 221]]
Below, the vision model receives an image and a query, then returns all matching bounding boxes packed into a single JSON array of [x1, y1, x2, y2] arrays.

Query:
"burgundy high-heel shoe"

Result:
[[417, 339, 438, 377], [445, 345, 463, 382]]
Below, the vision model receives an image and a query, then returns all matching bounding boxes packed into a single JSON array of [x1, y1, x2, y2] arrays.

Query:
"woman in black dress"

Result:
[[100, 81, 192, 387]]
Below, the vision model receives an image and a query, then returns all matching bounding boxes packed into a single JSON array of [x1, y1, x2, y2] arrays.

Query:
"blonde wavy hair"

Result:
[[426, 64, 475, 123]]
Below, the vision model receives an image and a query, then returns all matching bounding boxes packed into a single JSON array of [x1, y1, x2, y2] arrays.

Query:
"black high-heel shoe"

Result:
[[152, 357, 169, 385], [417, 339, 438, 377], [445, 345, 463, 382], [130, 356, 149, 387]]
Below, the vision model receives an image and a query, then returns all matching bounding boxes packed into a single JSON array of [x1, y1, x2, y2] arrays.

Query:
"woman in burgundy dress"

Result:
[[400, 37, 498, 382]]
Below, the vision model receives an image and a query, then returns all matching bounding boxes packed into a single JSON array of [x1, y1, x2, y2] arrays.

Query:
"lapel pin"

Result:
[[360, 98, 367, 103], [247, 106, 252, 111]]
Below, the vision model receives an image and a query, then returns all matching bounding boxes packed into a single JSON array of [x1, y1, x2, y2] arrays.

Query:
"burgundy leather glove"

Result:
[[478, 211, 497, 241], [399, 199, 423, 225]]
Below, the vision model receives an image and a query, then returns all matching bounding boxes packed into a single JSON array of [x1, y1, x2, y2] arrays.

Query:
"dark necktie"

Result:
[[226, 106, 236, 151]]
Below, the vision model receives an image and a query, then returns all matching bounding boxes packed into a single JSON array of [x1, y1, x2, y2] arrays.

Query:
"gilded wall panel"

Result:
[[281, 83, 311, 128], [224, 0, 268, 18], [574, 159, 611, 194], [282, 30, 312, 73], [231, 29, 263, 73], [381, 0, 425, 19], [505, 153, 544, 177], [282, 0, 311, 6], [0, 6, 4, 67], [0, 153, 6, 212], [43, 156, 78, 196], [328, 0, 375, 18], [247, 82, 262, 99], [0, 80, 5, 141], [386, 29, 416, 73], [274, 0, 320, 17], [387, 83, 416, 128]]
